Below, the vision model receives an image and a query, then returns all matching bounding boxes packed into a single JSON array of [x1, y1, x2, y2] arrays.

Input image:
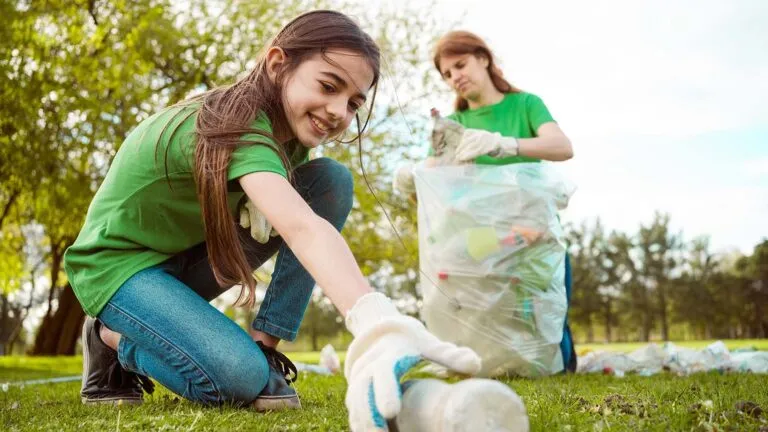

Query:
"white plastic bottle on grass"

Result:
[[319, 343, 341, 374], [395, 378, 529, 432]]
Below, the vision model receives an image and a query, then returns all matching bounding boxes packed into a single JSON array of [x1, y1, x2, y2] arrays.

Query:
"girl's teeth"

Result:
[[312, 116, 328, 132]]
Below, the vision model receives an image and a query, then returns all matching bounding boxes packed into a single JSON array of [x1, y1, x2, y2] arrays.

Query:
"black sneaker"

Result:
[[80, 317, 155, 405], [252, 341, 301, 411]]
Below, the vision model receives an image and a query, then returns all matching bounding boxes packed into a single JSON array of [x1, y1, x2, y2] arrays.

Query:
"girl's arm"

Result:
[[239, 171, 371, 313], [516, 122, 574, 161]]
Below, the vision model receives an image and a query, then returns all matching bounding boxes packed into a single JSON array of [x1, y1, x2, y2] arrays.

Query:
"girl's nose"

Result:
[[326, 98, 346, 122]]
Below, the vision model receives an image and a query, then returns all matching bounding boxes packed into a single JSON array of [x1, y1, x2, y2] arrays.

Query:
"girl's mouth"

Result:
[[309, 113, 331, 135]]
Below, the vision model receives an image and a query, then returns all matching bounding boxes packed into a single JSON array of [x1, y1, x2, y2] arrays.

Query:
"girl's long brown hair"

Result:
[[180, 10, 379, 307], [433, 31, 520, 112]]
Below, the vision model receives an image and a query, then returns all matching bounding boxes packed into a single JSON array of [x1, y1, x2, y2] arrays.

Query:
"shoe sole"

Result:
[[442, 380, 529, 432], [252, 395, 302, 412], [82, 396, 144, 406], [80, 317, 93, 398]]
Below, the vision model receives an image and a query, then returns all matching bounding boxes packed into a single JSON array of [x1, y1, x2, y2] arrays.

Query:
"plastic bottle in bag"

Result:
[[429, 109, 464, 166]]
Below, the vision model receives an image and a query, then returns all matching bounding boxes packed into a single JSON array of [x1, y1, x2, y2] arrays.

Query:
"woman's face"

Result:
[[438, 53, 491, 101], [279, 50, 374, 148]]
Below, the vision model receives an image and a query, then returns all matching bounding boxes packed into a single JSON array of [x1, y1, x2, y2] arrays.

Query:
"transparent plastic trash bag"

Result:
[[413, 120, 575, 376]]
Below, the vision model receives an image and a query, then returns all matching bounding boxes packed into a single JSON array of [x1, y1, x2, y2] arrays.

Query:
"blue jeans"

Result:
[[560, 253, 577, 372], [97, 158, 353, 405]]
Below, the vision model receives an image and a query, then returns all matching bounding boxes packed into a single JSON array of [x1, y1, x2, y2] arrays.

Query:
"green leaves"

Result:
[[566, 215, 768, 342], [1, 0, 451, 324]]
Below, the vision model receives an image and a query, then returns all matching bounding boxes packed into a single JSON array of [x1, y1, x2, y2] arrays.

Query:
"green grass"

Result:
[[0, 356, 83, 381], [2, 349, 767, 431]]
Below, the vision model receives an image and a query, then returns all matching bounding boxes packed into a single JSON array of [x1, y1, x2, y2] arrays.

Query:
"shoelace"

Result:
[[256, 341, 298, 384], [99, 357, 155, 395]]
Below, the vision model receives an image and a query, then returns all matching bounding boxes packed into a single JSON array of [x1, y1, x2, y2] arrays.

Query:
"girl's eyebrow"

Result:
[[320, 71, 367, 102]]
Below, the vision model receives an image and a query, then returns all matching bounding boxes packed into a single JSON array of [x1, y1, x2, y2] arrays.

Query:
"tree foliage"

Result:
[[567, 214, 768, 342], [1, 0, 452, 353]]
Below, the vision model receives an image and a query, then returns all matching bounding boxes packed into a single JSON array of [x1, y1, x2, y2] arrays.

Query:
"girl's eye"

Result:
[[321, 82, 335, 93], [348, 101, 361, 112]]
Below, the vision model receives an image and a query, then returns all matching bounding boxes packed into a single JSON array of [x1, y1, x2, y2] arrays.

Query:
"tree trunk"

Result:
[[0, 295, 8, 352], [638, 285, 653, 342], [642, 305, 653, 342], [586, 316, 594, 343], [658, 284, 669, 341], [603, 299, 612, 343], [311, 327, 318, 352], [30, 284, 85, 355], [0, 188, 20, 230], [44, 245, 64, 319], [755, 301, 765, 339]]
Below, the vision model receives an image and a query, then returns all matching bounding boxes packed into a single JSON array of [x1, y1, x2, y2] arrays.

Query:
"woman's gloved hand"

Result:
[[455, 128, 519, 162], [392, 163, 417, 196]]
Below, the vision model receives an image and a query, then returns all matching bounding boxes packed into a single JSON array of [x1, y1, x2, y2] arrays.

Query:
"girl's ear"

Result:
[[265, 47, 287, 83]]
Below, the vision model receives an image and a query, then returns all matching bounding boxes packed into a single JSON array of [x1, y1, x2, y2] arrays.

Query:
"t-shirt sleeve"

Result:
[[228, 139, 288, 181], [226, 114, 289, 181], [526, 94, 556, 132]]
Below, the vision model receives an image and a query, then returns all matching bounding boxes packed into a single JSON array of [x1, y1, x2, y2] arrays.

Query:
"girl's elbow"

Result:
[[276, 213, 318, 247]]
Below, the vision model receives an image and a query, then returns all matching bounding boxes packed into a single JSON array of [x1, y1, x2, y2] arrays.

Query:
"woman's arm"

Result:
[[239, 171, 371, 313], [517, 122, 574, 161], [454, 122, 574, 163]]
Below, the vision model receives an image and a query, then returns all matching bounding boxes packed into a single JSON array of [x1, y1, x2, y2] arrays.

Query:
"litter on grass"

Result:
[[577, 341, 768, 376]]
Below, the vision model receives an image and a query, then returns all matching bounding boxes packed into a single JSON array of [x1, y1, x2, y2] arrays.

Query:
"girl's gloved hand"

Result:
[[455, 128, 519, 162], [239, 199, 278, 243], [344, 292, 481, 431]]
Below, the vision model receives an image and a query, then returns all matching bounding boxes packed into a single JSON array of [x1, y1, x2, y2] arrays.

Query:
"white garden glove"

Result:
[[239, 199, 277, 243], [454, 128, 519, 162], [344, 292, 482, 431], [392, 163, 416, 195]]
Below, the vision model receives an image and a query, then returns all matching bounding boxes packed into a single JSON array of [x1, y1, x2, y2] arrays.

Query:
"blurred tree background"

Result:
[[0, 0, 765, 355], [566, 214, 767, 344]]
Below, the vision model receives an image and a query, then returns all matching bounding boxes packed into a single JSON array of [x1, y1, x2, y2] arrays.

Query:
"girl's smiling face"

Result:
[[268, 48, 375, 147]]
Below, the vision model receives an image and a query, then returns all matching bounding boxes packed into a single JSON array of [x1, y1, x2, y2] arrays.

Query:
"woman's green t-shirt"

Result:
[[445, 92, 555, 165]]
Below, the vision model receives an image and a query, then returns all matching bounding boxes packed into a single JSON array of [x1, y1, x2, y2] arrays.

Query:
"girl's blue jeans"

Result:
[[97, 158, 353, 405]]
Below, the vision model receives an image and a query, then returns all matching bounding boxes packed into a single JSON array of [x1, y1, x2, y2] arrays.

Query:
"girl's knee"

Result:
[[306, 158, 354, 221], [318, 158, 353, 198], [207, 347, 270, 405]]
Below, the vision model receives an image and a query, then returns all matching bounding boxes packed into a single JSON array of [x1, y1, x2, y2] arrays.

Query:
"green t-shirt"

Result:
[[64, 105, 308, 316], [445, 92, 555, 165]]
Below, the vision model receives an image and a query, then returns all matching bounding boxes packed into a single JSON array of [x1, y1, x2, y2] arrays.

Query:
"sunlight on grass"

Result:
[[1, 343, 766, 431]]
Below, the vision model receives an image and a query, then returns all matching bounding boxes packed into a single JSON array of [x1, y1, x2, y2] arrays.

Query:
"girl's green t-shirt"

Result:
[[445, 92, 555, 165], [64, 106, 308, 316]]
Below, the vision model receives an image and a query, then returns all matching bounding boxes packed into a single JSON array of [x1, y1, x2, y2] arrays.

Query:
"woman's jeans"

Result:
[[561, 254, 577, 372], [96, 158, 353, 405]]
